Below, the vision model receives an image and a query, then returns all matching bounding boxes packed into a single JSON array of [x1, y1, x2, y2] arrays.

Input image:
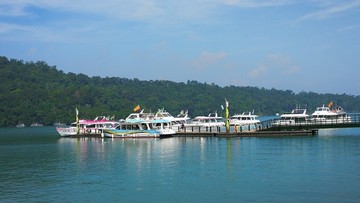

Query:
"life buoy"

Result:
[[86, 129, 91, 133]]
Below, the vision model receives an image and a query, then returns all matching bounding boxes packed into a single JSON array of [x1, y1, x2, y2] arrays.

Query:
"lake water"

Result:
[[1, 127, 360, 202]]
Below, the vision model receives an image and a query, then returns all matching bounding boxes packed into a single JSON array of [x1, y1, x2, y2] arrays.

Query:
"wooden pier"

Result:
[[172, 113, 360, 137], [174, 129, 317, 138], [173, 125, 318, 138]]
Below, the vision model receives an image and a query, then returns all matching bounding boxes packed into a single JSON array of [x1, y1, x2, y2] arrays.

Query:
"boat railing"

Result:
[[261, 113, 360, 130]]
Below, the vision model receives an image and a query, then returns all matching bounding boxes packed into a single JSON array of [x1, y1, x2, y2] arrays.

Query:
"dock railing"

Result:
[[261, 113, 360, 131], [174, 113, 360, 133], [175, 124, 262, 134]]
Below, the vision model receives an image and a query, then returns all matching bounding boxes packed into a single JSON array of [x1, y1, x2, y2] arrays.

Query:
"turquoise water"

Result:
[[1, 127, 360, 202]]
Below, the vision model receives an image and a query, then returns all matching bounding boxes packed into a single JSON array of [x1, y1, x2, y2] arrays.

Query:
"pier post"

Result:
[[225, 99, 230, 133]]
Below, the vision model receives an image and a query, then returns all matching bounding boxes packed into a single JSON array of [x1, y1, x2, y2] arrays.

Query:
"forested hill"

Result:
[[1, 56, 360, 127]]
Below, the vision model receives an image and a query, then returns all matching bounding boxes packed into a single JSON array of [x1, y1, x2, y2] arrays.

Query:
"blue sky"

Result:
[[1, 0, 360, 95]]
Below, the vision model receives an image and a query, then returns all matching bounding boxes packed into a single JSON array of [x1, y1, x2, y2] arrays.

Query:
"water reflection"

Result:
[[319, 128, 360, 137]]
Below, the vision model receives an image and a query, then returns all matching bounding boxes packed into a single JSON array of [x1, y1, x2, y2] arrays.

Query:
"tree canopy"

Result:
[[1, 56, 359, 127]]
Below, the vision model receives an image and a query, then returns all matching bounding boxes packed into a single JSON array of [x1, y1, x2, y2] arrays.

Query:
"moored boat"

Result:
[[229, 111, 260, 126], [16, 123, 25, 128], [30, 123, 43, 127], [101, 121, 162, 138], [150, 119, 176, 136], [56, 116, 120, 137], [311, 104, 352, 124], [275, 107, 309, 126], [53, 122, 66, 127], [125, 109, 154, 123], [154, 109, 190, 131], [186, 112, 224, 128]]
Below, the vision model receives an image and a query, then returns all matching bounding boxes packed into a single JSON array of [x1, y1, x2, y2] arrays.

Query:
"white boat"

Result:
[[30, 123, 43, 127], [187, 112, 224, 128], [53, 122, 66, 127], [150, 119, 177, 136], [125, 109, 155, 123], [56, 116, 120, 137], [275, 108, 309, 125], [311, 105, 351, 124], [101, 121, 163, 138], [229, 111, 260, 126], [16, 123, 25, 128], [154, 109, 190, 131], [124, 109, 177, 136]]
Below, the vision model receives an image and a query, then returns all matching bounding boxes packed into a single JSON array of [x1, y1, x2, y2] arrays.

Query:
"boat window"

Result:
[[87, 124, 95, 128], [141, 123, 148, 130]]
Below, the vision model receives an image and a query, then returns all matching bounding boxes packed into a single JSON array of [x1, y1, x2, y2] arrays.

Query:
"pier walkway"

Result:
[[174, 113, 360, 137]]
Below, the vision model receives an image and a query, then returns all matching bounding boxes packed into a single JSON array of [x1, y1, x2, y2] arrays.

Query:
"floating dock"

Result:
[[174, 129, 317, 138]]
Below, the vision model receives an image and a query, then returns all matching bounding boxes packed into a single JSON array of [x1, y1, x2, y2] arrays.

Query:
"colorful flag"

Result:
[[133, 105, 141, 112], [328, 101, 333, 108]]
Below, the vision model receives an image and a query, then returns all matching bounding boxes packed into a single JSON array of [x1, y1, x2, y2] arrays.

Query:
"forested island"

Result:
[[1, 56, 359, 127]]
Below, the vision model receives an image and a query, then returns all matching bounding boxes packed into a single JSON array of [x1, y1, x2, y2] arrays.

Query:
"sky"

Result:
[[1, 0, 360, 95]]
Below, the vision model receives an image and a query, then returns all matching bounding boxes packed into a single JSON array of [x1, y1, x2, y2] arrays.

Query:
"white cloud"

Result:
[[223, 0, 294, 7], [248, 54, 300, 78], [0, 0, 298, 22], [192, 51, 227, 69], [1, 0, 359, 24], [0, 23, 29, 33], [337, 24, 360, 33], [299, 1, 360, 21], [0, 2, 27, 16], [249, 64, 267, 77]]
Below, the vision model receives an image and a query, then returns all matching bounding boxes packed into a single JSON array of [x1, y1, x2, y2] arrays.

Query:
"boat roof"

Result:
[[125, 119, 172, 124], [71, 116, 120, 125], [291, 109, 307, 114], [280, 108, 308, 117], [231, 112, 258, 117]]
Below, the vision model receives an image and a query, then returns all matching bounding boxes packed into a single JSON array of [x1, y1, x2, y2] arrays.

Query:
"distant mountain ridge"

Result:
[[1, 56, 359, 127]]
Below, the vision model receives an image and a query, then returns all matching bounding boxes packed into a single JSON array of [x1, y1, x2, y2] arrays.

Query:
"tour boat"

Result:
[[16, 123, 25, 128], [150, 119, 177, 136], [101, 120, 173, 138], [275, 107, 309, 125], [186, 112, 224, 128], [229, 111, 260, 126], [56, 116, 120, 137], [125, 109, 155, 123], [124, 109, 177, 136], [154, 109, 190, 131], [311, 105, 352, 124]]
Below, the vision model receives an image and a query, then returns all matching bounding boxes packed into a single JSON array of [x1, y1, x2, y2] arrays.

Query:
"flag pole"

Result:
[[76, 108, 79, 135], [225, 99, 230, 133]]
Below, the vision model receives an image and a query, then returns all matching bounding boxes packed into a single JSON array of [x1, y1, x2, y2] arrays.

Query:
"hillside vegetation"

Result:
[[1, 56, 359, 127]]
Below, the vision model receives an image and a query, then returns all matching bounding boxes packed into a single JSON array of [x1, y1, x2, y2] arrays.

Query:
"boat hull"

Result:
[[102, 129, 160, 138], [56, 127, 78, 137], [56, 127, 112, 137]]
